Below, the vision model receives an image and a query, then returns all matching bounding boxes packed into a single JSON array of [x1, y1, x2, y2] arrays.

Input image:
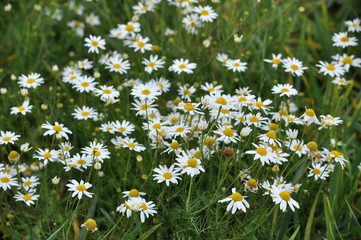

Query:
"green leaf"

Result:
[[344, 198, 361, 237], [304, 190, 320, 240], [138, 223, 163, 240], [289, 225, 300, 240], [47, 219, 69, 240]]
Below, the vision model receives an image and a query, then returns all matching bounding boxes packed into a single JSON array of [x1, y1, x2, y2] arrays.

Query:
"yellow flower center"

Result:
[[280, 88, 290, 92], [307, 141, 318, 151], [153, 123, 161, 129], [184, 103, 194, 111], [141, 89, 151, 95], [170, 141, 179, 149], [250, 116, 259, 122], [247, 179, 258, 189], [216, 97, 227, 105], [53, 125, 62, 132], [331, 150, 340, 158], [113, 63, 121, 69], [266, 131, 276, 139], [290, 64, 299, 70], [103, 89, 111, 94], [43, 152, 52, 159], [137, 42, 145, 47], [141, 6, 148, 11], [231, 192, 243, 201], [204, 138, 214, 147], [23, 194, 31, 201], [77, 159, 86, 165], [305, 109, 315, 117], [269, 123, 278, 130], [8, 151, 19, 160], [176, 127, 184, 133], [125, 24, 134, 31], [340, 36, 349, 42], [171, 117, 179, 124], [81, 82, 89, 87], [129, 189, 139, 197], [26, 78, 35, 84], [3, 136, 11, 141], [76, 184, 87, 191], [70, 76, 77, 80], [223, 128, 234, 137], [91, 41, 99, 47], [179, 64, 188, 69], [208, 87, 215, 92], [163, 172, 172, 179], [200, 10, 209, 15], [238, 97, 247, 102], [128, 143, 136, 148], [84, 219, 97, 231], [279, 191, 291, 201], [256, 102, 264, 108], [326, 64, 335, 71], [141, 104, 148, 110], [313, 168, 321, 175], [272, 59, 281, 65], [221, 109, 230, 114], [293, 145, 303, 151], [343, 56, 353, 64], [185, 158, 198, 168], [278, 109, 288, 116], [18, 106, 25, 111], [1, 177, 10, 183], [148, 62, 156, 68], [256, 147, 267, 156], [24, 181, 32, 186], [81, 112, 89, 117]]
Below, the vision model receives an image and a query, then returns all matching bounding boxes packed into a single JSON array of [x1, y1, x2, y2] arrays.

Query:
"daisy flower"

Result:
[[14, 191, 40, 206], [113, 120, 135, 136], [105, 57, 131, 75], [214, 125, 240, 144], [20, 176, 40, 191], [131, 83, 162, 101], [142, 55, 165, 74], [0, 172, 18, 190], [193, 5, 218, 22], [258, 131, 282, 147], [177, 101, 203, 115], [216, 53, 229, 65], [150, 77, 171, 93], [123, 189, 146, 199], [182, 14, 202, 35], [86, 13, 100, 26], [33, 148, 59, 165], [94, 85, 120, 101], [130, 36, 153, 53], [169, 58, 197, 74], [10, 100, 33, 115], [244, 179, 259, 193], [270, 186, 299, 212], [175, 151, 205, 177], [300, 108, 320, 126], [200, 82, 223, 94], [218, 188, 250, 214], [123, 138, 146, 152], [245, 112, 268, 128], [178, 85, 196, 100], [264, 54, 282, 69], [81, 219, 98, 233], [100, 121, 117, 134], [70, 153, 93, 170], [345, 18, 361, 32], [271, 84, 298, 97], [0, 131, 21, 145], [72, 106, 98, 120], [18, 73, 44, 88], [74, 76, 97, 93], [131, 99, 159, 117], [163, 139, 182, 155], [122, 22, 141, 38], [307, 163, 329, 180], [133, 2, 154, 16], [332, 54, 361, 72], [84, 35, 106, 54], [81, 141, 110, 163], [78, 59, 94, 70], [316, 61, 345, 77], [282, 57, 308, 77], [67, 179, 93, 199], [332, 32, 358, 48], [225, 59, 247, 72], [330, 150, 348, 169], [41, 122, 72, 140], [245, 143, 277, 165], [288, 140, 307, 157], [319, 115, 343, 129], [153, 164, 182, 186], [137, 199, 157, 223]]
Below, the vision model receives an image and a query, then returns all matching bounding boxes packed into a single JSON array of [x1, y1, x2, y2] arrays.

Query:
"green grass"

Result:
[[0, 0, 361, 239]]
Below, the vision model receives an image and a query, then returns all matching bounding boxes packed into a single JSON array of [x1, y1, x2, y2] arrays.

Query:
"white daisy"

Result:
[[0, 172, 18, 191], [72, 106, 98, 120], [316, 61, 345, 77], [345, 18, 361, 32], [84, 35, 106, 54], [41, 121, 72, 140], [14, 191, 40, 206], [142, 55, 165, 74], [282, 57, 308, 77], [218, 188, 250, 214], [271, 84, 298, 97], [264, 53, 282, 69], [270, 186, 299, 212], [153, 164, 182, 186], [175, 151, 205, 177], [168, 58, 197, 74], [0, 131, 21, 145], [18, 73, 44, 89], [225, 59, 247, 72], [193, 5, 218, 22], [332, 32, 358, 48], [10, 100, 33, 115], [67, 179, 93, 199]]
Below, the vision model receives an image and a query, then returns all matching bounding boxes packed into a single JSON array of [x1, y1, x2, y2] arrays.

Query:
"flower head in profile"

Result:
[[264, 54, 282, 69]]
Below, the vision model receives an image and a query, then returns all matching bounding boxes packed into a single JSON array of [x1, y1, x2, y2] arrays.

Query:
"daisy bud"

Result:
[[94, 162, 102, 170], [223, 147, 235, 158], [8, 150, 20, 163], [307, 141, 318, 152], [142, 174, 148, 180], [52, 176, 60, 185], [81, 219, 98, 233], [272, 165, 280, 173], [57, 103, 63, 108], [20, 143, 31, 152], [117, 85, 123, 91], [34, 4, 41, 11], [1, 88, 7, 94], [132, 15, 139, 22], [11, 74, 17, 81], [41, 104, 48, 110], [94, 71, 101, 78], [240, 127, 252, 137], [122, 53, 129, 59], [4, 4, 11, 12], [234, 34, 243, 43], [98, 171, 105, 177], [202, 39, 211, 48], [221, 187, 226, 192], [20, 88, 28, 96], [198, 120, 208, 131], [56, 133, 63, 140], [136, 155, 143, 162], [52, 65, 59, 72]]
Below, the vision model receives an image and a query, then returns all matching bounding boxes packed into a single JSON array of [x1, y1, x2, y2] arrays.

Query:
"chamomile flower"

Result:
[[14, 191, 39, 206], [74, 76, 97, 93], [225, 59, 247, 72], [288, 140, 307, 157], [123, 189, 146, 199], [345, 18, 361, 32], [264, 54, 282, 69], [270, 186, 299, 212], [175, 151, 205, 177], [332, 54, 361, 72], [100, 121, 116, 134], [0, 172, 18, 190], [178, 85, 196, 100], [72, 106, 98, 120], [246, 143, 277, 165], [133, 2, 154, 16], [330, 150, 348, 169], [214, 125, 240, 144], [200, 82, 223, 94], [10, 100, 33, 115], [244, 179, 259, 193], [177, 101, 203, 115], [282, 57, 308, 77], [307, 163, 329, 180], [153, 164, 181, 186], [137, 199, 157, 223], [163, 139, 182, 155], [70, 153, 92, 170], [94, 85, 120, 101], [18, 73, 44, 88], [142, 55, 165, 73], [130, 36, 153, 53], [271, 84, 298, 97], [67, 179, 93, 199], [122, 22, 141, 38], [131, 83, 162, 101], [86, 13, 100, 26], [84, 35, 106, 54], [332, 32, 358, 48], [150, 77, 170, 93], [216, 53, 229, 65], [105, 57, 131, 75], [182, 14, 202, 34], [41, 122, 72, 140], [319, 115, 343, 129], [316, 61, 345, 77], [131, 99, 159, 117], [81, 141, 110, 163], [20, 176, 40, 191], [301, 108, 320, 125], [218, 188, 250, 214], [169, 58, 197, 74], [193, 5, 218, 22], [258, 131, 282, 147], [123, 138, 146, 152], [34, 148, 59, 165], [0, 131, 21, 145], [332, 77, 349, 86], [78, 59, 94, 70], [113, 120, 135, 136]]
